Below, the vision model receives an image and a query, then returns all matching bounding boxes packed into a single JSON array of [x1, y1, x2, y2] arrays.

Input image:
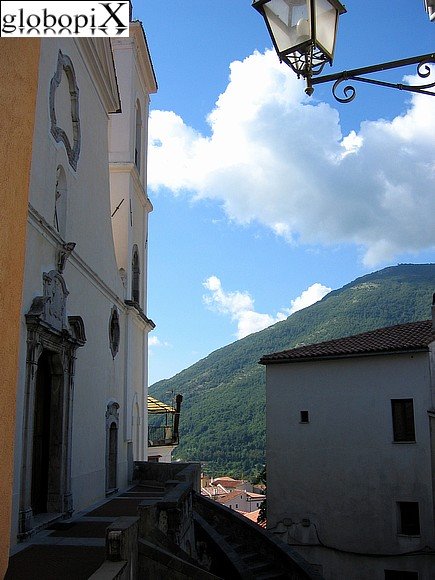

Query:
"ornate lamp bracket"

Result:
[[310, 53, 435, 103]]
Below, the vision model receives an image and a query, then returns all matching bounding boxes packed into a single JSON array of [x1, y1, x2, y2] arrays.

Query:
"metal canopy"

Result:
[[148, 396, 176, 414]]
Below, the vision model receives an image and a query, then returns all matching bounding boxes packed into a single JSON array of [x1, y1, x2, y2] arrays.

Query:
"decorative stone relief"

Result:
[[49, 51, 81, 170], [42, 270, 69, 332], [109, 306, 120, 358], [57, 242, 76, 274], [119, 268, 127, 288], [54, 165, 67, 236], [106, 400, 120, 427]]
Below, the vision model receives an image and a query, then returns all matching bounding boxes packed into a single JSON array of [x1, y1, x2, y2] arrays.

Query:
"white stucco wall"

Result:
[[11, 37, 139, 545], [266, 352, 435, 577], [11, 20, 156, 550], [109, 28, 155, 464], [66, 260, 128, 509], [28, 39, 124, 294]]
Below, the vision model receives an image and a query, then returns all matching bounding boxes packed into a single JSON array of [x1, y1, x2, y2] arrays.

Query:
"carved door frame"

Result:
[[18, 270, 86, 537]]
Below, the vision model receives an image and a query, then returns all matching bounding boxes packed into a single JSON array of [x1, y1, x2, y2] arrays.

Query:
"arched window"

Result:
[[54, 165, 67, 237], [132, 401, 140, 460], [132, 245, 140, 304], [106, 400, 119, 494], [135, 100, 142, 173], [109, 306, 120, 359]]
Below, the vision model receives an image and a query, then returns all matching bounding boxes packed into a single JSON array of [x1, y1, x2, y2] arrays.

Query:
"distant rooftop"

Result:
[[260, 319, 434, 365], [211, 477, 244, 488], [238, 509, 266, 528], [215, 490, 244, 504]]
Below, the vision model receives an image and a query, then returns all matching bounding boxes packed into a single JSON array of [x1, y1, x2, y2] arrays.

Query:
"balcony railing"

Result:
[[148, 425, 179, 447]]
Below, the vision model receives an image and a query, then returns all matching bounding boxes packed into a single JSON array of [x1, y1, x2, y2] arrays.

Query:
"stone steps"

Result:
[[214, 527, 291, 579], [194, 494, 322, 579]]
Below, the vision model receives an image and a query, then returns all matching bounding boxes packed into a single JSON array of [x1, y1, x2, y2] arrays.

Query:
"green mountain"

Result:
[[149, 264, 435, 478]]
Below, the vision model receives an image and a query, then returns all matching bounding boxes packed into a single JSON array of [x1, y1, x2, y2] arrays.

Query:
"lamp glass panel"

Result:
[[264, 0, 312, 53], [314, 0, 338, 58]]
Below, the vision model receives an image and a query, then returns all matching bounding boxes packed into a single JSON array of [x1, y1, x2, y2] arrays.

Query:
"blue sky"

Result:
[[133, 1, 435, 385]]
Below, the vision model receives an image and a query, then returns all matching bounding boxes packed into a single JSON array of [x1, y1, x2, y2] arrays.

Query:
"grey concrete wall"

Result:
[[266, 351, 435, 577]]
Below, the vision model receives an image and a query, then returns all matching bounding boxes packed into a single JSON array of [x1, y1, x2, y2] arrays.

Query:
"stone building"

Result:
[[261, 317, 435, 579], [9, 21, 156, 546]]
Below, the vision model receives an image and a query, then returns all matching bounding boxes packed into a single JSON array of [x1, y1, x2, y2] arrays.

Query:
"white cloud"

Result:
[[148, 51, 435, 265], [203, 276, 331, 339], [149, 336, 170, 348], [289, 283, 332, 314], [203, 275, 253, 318]]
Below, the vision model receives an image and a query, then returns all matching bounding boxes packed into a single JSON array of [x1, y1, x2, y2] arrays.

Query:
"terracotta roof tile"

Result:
[[238, 509, 266, 528], [211, 477, 242, 488], [246, 492, 266, 500], [260, 320, 434, 364]]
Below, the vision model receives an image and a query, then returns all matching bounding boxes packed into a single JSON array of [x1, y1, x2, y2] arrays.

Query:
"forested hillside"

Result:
[[150, 264, 435, 478]]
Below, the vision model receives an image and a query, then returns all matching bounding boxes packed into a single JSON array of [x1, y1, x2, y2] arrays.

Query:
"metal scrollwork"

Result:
[[332, 78, 356, 103], [283, 44, 332, 80], [416, 56, 435, 90], [311, 53, 435, 104]]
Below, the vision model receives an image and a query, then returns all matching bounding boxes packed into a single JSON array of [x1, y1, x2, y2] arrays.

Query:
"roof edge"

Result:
[[259, 346, 429, 365]]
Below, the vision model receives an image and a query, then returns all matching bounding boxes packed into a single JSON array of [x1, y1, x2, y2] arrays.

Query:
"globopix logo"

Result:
[[0, 1, 130, 37]]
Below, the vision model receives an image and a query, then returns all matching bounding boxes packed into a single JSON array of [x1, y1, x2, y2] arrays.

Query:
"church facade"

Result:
[[10, 26, 157, 545]]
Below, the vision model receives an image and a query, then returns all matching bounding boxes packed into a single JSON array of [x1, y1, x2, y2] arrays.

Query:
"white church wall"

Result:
[[66, 267, 127, 509], [10, 36, 134, 546], [124, 312, 147, 456], [108, 42, 133, 164], [11, 21, 157, 547], [109, 170, 130, 278], [109, 28, 156, 465], [28, 39, 124, 295]]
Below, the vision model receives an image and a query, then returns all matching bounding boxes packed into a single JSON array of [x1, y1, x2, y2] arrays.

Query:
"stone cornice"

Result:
[[75, 38, 121, 114], [130, 21, 158, 95], [125, 300, 155, 331], [111, 22, 158, 97]]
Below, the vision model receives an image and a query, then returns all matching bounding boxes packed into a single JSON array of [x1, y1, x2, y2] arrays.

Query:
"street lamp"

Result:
[[425, 0, 435, 22], [253, 0, 435, 102], [252, 0, 346, 95]]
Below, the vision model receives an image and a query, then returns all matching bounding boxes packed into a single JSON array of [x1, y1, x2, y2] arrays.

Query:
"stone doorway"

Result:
[[108, 423, 118, 490], [30, 350, 65, 516], [19, 269, 86, 537], [105, 401, 119, 495]]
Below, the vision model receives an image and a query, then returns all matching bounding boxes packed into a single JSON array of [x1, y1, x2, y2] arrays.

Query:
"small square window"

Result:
[[397, 502, 420, 535], [391, 399, 415, 442], [384, 571, 418, 579], [300, 411, 309, 423]]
